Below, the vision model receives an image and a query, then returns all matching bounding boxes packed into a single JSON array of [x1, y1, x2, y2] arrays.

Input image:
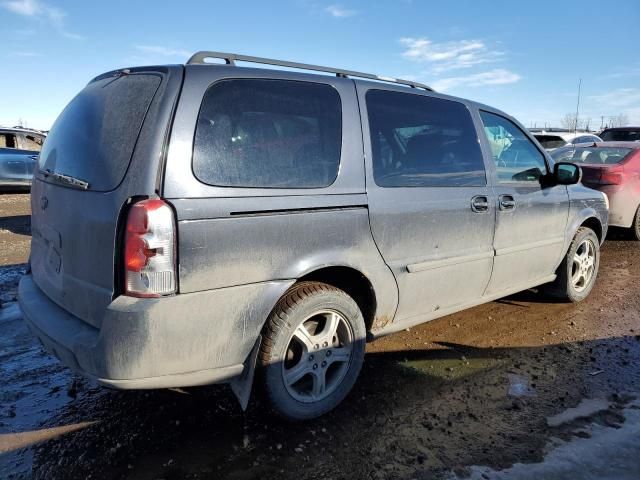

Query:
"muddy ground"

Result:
[[1, 192, 639, 480], [0, 193, 30, 269]]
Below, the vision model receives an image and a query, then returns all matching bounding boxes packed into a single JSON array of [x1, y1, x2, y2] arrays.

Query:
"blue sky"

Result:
[[1, 0, 639, 130]]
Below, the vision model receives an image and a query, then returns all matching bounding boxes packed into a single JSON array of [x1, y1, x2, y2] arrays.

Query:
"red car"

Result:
[[551, 142, 640, 239]]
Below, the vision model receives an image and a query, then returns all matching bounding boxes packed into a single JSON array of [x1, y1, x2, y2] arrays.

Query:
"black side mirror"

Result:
[[554, 162, 582, 185]]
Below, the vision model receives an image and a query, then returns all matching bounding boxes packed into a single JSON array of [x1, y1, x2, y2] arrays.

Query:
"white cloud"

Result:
[[126, 45, 192, 66], [134, 45, 191, 59], [432, 69, 521, 91], [599, 66, 640, 80], [3, 0, 37, 15], [325, 4, 357, 17], [589, 88, 640, 109], [8, 51, 40, 57], [398, 35, 521, 93], [625, 108, 640, 124], [400, 37, 504, 73], [1, 0, 83, 39], [586, 88, 640, 124], [60, 30, 83, 40]]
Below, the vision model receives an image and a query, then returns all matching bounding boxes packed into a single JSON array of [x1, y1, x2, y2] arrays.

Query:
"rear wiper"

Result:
[[41, 169, 90, 190]]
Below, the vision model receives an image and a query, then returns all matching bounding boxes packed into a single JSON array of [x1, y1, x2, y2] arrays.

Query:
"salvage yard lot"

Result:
[[1, 192, 639, 479]]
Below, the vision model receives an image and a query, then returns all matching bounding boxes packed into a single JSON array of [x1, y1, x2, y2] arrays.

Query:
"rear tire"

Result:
[[544, 227, 600, 302], [630, 206, 640, 241], [259, 282, 366, 421]]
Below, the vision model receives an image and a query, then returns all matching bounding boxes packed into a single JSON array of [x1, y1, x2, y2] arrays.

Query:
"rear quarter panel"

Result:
[[164, 66, 399, 334], [565, 184, 609, 251]]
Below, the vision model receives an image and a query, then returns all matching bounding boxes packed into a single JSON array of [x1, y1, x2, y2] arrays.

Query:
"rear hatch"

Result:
[[29, 69, 173, 327]]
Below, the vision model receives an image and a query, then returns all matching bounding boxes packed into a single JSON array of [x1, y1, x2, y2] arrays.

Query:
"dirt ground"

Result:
[[0, 193, 30, 268], [1, 192, 639, 480]]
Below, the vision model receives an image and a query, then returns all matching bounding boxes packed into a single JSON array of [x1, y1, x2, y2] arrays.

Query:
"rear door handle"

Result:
[[471, 195, 489, 213], [499, 194, 516, 211]]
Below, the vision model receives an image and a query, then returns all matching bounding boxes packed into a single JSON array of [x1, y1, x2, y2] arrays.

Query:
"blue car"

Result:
[[0, 127, 45, 190]]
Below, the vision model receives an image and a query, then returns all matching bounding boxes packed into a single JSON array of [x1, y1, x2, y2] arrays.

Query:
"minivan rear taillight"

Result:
[[124, 199, 176, 297]]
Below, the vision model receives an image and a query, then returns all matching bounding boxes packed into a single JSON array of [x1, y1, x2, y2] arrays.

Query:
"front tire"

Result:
[[259, 282, 366, 420], [545, 227, 600, 302]]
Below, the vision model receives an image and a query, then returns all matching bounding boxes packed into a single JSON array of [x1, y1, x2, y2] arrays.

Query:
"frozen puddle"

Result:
[[0, 302, 21, 324], [450, 399, 640, 480], [0, 264, 25, 286]]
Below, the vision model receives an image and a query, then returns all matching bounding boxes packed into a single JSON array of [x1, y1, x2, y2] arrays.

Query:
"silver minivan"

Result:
[[19, 52, 608, 420]]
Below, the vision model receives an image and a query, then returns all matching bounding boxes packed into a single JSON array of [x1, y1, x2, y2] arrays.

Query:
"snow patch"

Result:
[[546, 398, 611, 427]]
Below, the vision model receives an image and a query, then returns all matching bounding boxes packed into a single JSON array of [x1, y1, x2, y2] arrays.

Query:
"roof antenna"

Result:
[[574, 78, 582, 134]]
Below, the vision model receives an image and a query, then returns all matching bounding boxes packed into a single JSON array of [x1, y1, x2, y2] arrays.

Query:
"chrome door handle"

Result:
[[499, 195, 516, 211], [471, 195, 489, 213]]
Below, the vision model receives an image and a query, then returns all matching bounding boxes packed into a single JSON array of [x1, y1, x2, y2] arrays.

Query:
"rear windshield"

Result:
[[551, 146, 633, 164], [600, 130, 640, 142], [534, 135, 566, 149], [38, 74, 161, 191]]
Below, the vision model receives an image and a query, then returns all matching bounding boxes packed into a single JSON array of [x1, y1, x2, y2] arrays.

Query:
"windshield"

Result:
[[38, 73, 161, 191], [551, 146, 633, 165], [600, 130, 640, 142], [534, 135, 567, 149]]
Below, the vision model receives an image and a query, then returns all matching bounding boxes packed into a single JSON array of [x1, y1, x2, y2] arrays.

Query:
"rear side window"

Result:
[[366, 90, 486, 187], [38, 74, 161, 191], [21, 134, 44, 152], [0, 133, 17, 149], [193, 79, 342, 188]]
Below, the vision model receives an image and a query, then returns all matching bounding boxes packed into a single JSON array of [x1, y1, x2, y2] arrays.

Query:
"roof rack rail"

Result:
[[187, 51, 433, 91]]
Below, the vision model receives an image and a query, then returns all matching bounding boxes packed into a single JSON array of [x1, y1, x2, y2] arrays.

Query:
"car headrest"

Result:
[[584, 151, 602, 164]]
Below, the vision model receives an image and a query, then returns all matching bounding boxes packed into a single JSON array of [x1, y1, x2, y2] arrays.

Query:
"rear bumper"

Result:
[[19, 274, 292, 389], [592, 185, 638, 228]]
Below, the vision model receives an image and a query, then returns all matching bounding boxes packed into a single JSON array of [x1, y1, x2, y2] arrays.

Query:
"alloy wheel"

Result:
[[282, 310, 353, 403], [571, 239, 596, 292]]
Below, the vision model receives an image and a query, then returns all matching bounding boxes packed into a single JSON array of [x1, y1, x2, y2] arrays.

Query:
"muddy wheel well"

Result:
[[298, 267, 377, 332], [581, 217, 603, 242]]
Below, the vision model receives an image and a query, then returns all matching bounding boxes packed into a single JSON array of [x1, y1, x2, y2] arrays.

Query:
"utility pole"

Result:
[[574, 78, 582, 133]]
